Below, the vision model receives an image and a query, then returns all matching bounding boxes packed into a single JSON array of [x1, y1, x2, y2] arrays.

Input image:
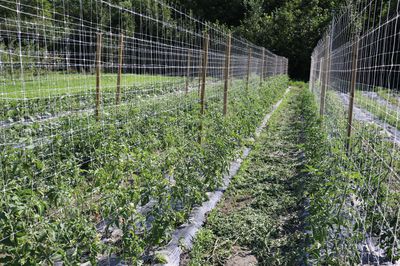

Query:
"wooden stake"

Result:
[[230, 56, 233, 88], [95, 33, 102, 121], [260, 48, 265, 85], [223, 34, 232, 116], [346, 36, 360, 153], [8, 48, 14, 82], [279, 58, 281, 74], [326, 36, 332, 93], [198, 61, 202, 97], [285, 59, 288, 75], [309, 56, 314, 92], [246, 47, 252, 90], [200, 34, 209, 115], [318, 57, 323, 83], [199, 33, 209, 143], [116, 34, 124, 105], [185, 49, 191, 94], [319, 36, 330, 117]]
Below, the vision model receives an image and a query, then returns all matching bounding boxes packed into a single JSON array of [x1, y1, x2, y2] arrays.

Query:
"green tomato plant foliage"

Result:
[[0, 75, 288, 264]]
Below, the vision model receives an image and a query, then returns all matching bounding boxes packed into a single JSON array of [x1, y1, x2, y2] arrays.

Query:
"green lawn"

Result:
[[0, 73, 184, 98]]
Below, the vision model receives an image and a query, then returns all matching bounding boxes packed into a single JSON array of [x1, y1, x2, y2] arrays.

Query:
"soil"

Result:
[[225, 246, 258, 266]]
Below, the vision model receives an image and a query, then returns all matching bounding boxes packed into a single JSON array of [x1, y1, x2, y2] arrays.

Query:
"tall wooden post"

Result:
[[282, 58, 285, 75], [309, 56, 314, 92], [185, 49, 191, 94], [246, 47, 252, 90], [230, 55, 234, 88], [223, 34, 232, 116], [199, 33, 209, 143], [198, 59, 202, 97], [318, 57, 323, 83], [116, 34, 124, 105], [95, 33, 102, 121], [260, 48, 265, 85], [319, 36, 330, 117], [326, 35, 332, 93], [285, 59, 288, 75], [346, 36, 360, 153], [200, 34, 209, 116], [279, 58, 282, 74], [8, 48, 14, 82]]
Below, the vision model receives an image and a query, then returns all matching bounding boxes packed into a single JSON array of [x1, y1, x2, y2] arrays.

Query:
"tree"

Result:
[[174, 0, 345, 80]]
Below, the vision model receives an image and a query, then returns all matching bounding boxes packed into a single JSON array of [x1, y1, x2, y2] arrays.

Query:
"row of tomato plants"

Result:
[[306, 89, 400, 264], [0, 80, 183, 124], [0, 75, 288, 264]]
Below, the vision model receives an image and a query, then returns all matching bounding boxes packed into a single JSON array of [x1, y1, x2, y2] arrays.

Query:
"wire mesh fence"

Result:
[[0, 0, 288, 263], [310, 0, 400, 264]]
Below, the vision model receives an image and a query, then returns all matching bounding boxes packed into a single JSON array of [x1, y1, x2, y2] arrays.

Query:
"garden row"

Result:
[[184, 84, 321, 265], [308, 89, 400, 264], [184, 83, 400, 265], [0, 75, 288, 264], [0, 73, 184, 124]]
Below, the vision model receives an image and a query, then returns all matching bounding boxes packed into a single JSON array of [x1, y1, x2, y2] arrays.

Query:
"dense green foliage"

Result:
[[0, 76, 288, 264], [306, 91, 400, 264], [174, 0, 345, 80], [187, 85, 323, 265], [2, 0, 343, 80]]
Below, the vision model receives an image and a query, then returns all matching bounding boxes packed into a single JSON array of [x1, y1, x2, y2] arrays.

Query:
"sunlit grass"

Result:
[[0, 73, 183, 98]]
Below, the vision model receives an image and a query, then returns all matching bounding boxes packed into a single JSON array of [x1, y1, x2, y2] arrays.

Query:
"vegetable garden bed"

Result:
[[0, 75, 288, 264]]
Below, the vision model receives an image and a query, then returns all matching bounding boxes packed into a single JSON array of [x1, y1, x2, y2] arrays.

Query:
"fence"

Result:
[[0, 0, 288, 264], [310, 0, 400, 264]]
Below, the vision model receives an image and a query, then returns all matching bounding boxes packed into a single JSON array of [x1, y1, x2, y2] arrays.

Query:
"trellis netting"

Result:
[[310, 0, 400, 264], [0, 0, 288, 264]]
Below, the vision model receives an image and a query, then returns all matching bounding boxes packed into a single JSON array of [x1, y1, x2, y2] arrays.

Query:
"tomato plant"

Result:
[[0, 75, 288, 264]]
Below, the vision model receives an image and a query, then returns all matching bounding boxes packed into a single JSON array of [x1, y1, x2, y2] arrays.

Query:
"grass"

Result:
[[186, 84, 321, 265], [0, 73, 183, 98]]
